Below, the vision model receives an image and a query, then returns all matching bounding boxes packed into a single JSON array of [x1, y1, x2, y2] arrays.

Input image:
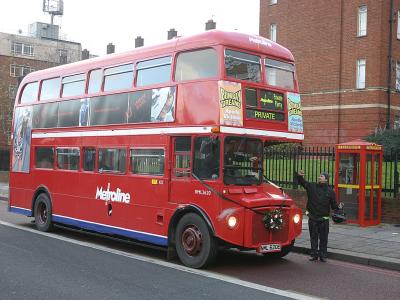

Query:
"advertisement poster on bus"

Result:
[[128, 87, 175, 123], [151, 86, 175, 122], [287, 92, 303, 133], [218, 81, 243, 126], [12, 106, 32, 172]]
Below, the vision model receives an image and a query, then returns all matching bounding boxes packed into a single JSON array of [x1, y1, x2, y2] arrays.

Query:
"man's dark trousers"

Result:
[[308, 218, 329, 258]]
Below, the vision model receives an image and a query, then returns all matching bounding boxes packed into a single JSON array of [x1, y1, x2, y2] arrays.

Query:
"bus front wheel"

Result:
[[34, 193, 53, 232], [175, 213, 217, 268]]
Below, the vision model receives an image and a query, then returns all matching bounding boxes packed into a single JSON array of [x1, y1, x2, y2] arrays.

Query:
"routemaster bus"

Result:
[[9, 30, 304, 268]]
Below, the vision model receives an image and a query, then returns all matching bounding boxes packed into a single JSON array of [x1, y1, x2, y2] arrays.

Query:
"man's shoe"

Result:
[[319, 257, 327, 262], [309, 256, 318, 261]]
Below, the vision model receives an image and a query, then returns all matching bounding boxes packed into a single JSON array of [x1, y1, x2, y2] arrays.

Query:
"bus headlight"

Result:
[[227, 216, 237, 229], [293, 214, 301, 224]]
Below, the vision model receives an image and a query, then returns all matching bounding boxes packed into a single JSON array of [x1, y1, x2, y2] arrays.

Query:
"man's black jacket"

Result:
[[297, 174, 339, 220]]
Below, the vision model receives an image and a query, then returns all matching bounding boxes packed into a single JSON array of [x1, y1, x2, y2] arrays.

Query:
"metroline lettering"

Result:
[[95, 183, 131, 204]]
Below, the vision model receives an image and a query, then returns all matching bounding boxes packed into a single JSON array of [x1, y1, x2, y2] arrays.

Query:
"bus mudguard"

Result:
[[168, 204, 215, 245], [32, 185, 52, 216]]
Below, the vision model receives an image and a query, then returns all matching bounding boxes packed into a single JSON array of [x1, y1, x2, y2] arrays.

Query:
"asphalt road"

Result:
[[1, 200, 400, 300]]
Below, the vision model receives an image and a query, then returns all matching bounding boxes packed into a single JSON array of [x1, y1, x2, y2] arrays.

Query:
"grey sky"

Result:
[[0, 0, 260, 55]]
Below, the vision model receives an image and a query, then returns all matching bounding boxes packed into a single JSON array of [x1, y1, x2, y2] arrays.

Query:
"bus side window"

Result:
[[175, 48, 218, 82], [98, 148, 126, 173], [56, 148, 79, 170], [136, 56, 171, 87], [131, 149, 165, 176], [104, 64, 134, 92], [35, 147, 54, 169], [173, 137, 191, 178], [193, 136, 220, 180], [20, 81, 39, 104], [40, 77, 61, 100], [83, 148, 96, 171], [88, 69, 103, 94]]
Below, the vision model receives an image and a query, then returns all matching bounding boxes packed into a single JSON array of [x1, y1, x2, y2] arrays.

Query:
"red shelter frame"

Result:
[[335, 139, 383, 227]]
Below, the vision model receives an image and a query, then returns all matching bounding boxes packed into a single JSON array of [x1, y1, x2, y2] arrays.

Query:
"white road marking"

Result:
[[0, 220, 321, 300]]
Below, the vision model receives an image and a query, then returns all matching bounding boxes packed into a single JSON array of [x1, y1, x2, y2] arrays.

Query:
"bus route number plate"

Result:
[[259, 244, 281, 253]]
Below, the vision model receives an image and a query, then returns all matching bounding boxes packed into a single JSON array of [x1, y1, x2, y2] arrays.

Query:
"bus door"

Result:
[[170, 136, 192, 203], [170, 136, 221, 205]]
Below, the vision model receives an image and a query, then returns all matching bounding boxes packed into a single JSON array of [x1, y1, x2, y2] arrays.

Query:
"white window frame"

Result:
[[8, 85, 17, 99], [11, 42, 34, 56], [10, 64, 35, 77], [270, 23, 277, 42], [397, 10, 400, 40], [396, 61, 400, 92], [356, 59, 366, 89], [270, 0, 277, 5], [358, 6, 367, 37]]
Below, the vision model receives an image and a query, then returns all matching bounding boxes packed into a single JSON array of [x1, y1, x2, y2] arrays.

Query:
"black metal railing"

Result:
[[0, 150, 10, 171], [264, 147, 399, 198]]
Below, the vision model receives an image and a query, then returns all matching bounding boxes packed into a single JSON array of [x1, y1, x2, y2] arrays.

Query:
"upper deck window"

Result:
[[104, 64, 134, 92], [175, 49, 217, 81], [20, 82, 39, 104], [88, 69, 103, 94], [224, 49, 261, 82], [265, 59, 295, 90], [62, 73, 86, 97], [40, 77, 61, 100], [137, 56, 171, 87]]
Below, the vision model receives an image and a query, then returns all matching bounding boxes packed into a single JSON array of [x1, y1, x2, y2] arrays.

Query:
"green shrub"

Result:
[[365, 128, 400, 159]]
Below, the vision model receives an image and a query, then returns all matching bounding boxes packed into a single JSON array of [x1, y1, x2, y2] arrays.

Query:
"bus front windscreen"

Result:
[[223, 137, 263, 185]]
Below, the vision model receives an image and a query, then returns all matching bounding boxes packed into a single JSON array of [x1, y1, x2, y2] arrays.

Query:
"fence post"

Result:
[[292, 148, 298, 189]]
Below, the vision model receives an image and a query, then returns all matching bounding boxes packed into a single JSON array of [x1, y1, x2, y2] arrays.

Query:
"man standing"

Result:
[[297, 171, 342, 262]]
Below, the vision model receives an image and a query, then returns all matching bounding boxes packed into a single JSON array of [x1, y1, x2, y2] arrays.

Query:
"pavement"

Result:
[[294, 216, 400, 271], [1, 181, 399, 271]]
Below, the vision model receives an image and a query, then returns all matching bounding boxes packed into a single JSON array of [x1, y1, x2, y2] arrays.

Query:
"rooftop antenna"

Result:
[[43, 0, 64, 25]]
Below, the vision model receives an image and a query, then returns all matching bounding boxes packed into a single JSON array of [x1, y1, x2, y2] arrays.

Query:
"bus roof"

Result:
[[20, 30, 294, 85]]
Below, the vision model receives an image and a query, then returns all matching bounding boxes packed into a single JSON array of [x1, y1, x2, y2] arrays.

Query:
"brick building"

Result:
[[0, 24, 81, 153], [260, 0, 400, 146]]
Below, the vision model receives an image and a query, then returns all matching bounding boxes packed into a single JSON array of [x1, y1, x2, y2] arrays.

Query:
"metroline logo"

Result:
[[95, 183, 131, 204]]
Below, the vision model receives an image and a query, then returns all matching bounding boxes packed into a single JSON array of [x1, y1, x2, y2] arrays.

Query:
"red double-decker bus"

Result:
[[9, 30, 304, 268]]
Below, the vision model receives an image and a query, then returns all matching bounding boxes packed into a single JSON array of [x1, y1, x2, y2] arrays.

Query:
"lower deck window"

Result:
[[56, 148, 79, 170], [131, 149, 165, 175], [35, 147, 54, 169], [83, 148, 96, 171], [98, 148, 126, 173]]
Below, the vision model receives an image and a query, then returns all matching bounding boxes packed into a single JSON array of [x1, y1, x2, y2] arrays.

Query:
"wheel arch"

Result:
[[168, 204, 215, 246], [31, 185, 52, 216]]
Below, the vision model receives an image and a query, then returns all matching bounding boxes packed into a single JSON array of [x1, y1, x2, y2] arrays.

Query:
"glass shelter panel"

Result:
[[338, 153, 360, 220]]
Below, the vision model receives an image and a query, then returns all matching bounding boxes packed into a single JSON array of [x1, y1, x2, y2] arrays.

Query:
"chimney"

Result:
[[167, 28, 177, 40], [205, 19, 216, 31], [81, 49, 90, 60], [135, 36, 144, 48], [106, 43, 115, 54]]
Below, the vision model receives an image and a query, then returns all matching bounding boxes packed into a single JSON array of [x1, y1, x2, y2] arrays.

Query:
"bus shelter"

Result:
[[335, 139, 383, 227]]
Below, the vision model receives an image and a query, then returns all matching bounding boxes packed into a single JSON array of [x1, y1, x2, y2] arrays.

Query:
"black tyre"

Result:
[[34, 193, 53, 232], [264, 240, 294, 259], [175, 213, 217, 268]]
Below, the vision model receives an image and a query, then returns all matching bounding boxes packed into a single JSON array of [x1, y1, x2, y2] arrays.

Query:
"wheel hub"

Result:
[[181, 225, 203, 256], [38, 202, 47, 224]]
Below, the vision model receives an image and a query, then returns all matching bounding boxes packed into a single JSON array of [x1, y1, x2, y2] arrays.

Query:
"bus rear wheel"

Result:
[[34, 193, 53, 232], [175, 213, 217, 269]]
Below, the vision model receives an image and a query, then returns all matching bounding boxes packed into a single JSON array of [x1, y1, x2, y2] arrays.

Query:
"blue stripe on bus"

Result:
[[52, 215, 168, 246], [9, 206, 32, 216]]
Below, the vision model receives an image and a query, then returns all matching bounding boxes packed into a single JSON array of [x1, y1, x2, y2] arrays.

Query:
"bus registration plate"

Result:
[[259, 244, 281, 253]]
